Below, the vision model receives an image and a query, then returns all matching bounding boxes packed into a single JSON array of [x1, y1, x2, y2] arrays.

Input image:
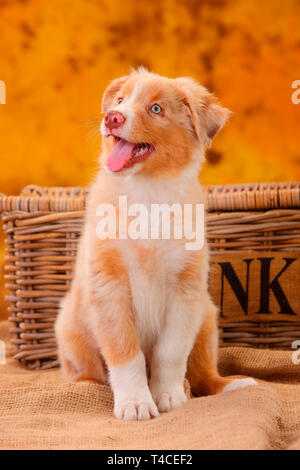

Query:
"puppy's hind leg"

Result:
[[187, 299, 257, 396], [55, 291, 107, 385]]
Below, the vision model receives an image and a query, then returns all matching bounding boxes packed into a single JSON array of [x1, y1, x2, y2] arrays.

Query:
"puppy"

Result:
[[55, 68, 256, 421]]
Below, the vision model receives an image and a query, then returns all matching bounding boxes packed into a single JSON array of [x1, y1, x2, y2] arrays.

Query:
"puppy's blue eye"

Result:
[[117, 97, 123, 104], [151, 104, 162, 114]]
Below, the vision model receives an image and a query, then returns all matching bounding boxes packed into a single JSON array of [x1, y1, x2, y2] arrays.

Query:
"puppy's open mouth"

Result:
[[106, 136, 154, 172]]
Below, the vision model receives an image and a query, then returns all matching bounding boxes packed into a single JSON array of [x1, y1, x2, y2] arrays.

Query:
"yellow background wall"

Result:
[[0, 0, 300, 319]]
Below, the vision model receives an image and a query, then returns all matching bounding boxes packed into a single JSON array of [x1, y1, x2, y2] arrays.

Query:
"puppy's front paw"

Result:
[[114, 398, 159, 421], [156, 391, 187, 413], [152, 388, 187, 413]]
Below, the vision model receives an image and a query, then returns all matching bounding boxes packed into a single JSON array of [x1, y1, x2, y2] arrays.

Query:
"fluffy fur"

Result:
[[55, 69, 256, 421]]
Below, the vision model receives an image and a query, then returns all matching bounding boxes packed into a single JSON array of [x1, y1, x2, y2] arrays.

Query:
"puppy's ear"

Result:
[[101, 76, 129, 113], [175, 77, 231, 147]]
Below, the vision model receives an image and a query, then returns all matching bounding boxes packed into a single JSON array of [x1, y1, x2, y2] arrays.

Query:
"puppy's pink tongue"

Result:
[[106, 139, 135, 172]]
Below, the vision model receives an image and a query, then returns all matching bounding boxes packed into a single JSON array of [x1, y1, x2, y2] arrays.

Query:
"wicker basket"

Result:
[[0, 182, 299, 369]]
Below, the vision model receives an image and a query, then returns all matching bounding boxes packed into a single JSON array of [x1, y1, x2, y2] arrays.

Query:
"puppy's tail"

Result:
[[187, 299, 258, 395]]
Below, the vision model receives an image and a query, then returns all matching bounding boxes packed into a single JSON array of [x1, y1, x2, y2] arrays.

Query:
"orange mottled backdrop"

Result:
[[0, 0, 299, 319]]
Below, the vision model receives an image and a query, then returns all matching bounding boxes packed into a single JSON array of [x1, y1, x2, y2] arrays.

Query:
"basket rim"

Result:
[[0, 182, 299, 213]]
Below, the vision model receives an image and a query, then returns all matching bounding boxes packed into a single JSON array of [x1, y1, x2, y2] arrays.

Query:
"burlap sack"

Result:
[[0, 321, 299, 450]]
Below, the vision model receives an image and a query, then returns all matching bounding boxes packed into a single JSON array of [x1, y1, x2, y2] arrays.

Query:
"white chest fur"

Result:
[[117, 237, 188, 353], [90, 163, 204, 353]]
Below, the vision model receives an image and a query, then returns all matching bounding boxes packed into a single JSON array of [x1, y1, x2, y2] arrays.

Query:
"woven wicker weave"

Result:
[[1, 182, 299, 369]]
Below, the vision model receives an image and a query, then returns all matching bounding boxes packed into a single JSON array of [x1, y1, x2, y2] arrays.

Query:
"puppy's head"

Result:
[[101, 69, 230, 178]]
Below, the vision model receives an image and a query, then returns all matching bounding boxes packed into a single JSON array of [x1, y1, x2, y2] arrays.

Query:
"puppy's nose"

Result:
[[104, 111, 126, 129]]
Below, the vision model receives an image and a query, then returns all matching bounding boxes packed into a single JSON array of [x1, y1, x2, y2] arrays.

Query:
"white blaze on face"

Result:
[[101, 81, 144, 138]]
